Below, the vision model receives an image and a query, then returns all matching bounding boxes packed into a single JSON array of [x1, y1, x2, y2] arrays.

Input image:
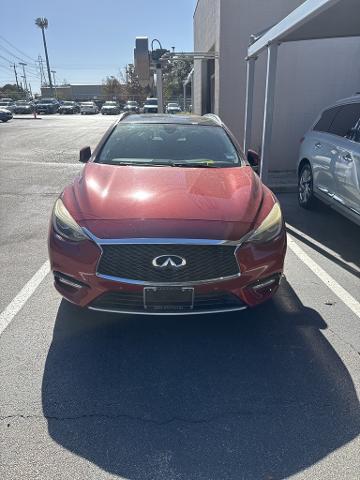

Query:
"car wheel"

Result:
[[298, 163, 316, 209]]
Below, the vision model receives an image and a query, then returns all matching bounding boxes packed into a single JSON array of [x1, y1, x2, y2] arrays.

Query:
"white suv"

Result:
[[298, 96, 360, 226], [80, 101, 99, 115]]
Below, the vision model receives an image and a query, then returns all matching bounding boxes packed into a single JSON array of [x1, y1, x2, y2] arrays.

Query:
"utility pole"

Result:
[[19, 62, 28, 99], [51, 70, 57, 98], [28, 83, 33, 99], [13, 63, 19, 90]]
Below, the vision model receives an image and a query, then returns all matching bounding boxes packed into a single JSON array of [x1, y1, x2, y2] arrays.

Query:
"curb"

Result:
[[13, 117, 42, 120]]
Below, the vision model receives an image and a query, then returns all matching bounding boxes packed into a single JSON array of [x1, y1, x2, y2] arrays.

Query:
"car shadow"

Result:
[[278, 193, 360, 275], [42, 279, 360, 479]]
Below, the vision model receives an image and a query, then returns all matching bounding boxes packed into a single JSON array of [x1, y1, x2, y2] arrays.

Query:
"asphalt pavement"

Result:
[[0, 114, 359, 480]]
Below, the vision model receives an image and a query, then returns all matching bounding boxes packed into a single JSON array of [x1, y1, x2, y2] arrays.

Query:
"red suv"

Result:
[[48, 113, 286, 314]]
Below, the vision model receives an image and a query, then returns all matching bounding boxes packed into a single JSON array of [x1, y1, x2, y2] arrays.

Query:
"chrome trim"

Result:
[[82, 227, 238, 245], [88, 305, 247, 316], [96, 272, 241, 286], [54, 273, 83, 289], [82, 227, 245, 285], [350, 206, 360, 216]]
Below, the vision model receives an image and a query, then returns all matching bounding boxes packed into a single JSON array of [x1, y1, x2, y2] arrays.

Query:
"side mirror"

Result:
[[247, 149, 260, 173], [79, 146, 91, 163]]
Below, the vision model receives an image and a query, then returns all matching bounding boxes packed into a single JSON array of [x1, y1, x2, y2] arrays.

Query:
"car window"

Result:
[[328, 103, 360, 137], [97, 124, 241, 167], [313, 106, 341, 132]]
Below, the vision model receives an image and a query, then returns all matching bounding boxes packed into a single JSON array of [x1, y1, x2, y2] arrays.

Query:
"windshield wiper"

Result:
[[109, 160, 170, 166], [170, 161, 220, 168]]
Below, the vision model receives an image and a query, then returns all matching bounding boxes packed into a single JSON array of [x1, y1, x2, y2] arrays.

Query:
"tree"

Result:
[[102, 76, 124, 100], [163, 58, 193, 102], [125, 64, 147, 101], [0, 83, 26, 100]]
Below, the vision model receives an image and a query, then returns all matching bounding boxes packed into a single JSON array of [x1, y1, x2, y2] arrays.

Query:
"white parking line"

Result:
[[1, 160, 80, 167], [0, 261, 50, 337], [287, 235, 360, 319]]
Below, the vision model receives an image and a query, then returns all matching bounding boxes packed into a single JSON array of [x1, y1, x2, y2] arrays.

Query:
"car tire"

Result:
[[298, 163, 316, 209]]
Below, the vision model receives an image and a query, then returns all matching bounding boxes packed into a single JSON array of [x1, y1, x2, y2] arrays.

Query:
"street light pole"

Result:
[[35, 17, 54, 96]]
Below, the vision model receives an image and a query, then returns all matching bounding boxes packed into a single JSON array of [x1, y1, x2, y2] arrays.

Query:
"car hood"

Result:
[[63, 164, 264, 240]]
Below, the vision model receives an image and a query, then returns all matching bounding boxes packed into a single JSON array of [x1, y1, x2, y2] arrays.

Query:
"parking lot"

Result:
[[0, 115, 360, 479]]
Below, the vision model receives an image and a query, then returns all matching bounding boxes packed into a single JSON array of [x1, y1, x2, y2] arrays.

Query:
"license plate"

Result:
[[144, 287, 194, 312]]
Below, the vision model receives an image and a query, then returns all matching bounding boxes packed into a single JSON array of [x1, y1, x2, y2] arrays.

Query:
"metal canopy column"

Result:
[[156, 65, 164, 113], [243, 56, 256, 154], [260, 43, 278, 183]]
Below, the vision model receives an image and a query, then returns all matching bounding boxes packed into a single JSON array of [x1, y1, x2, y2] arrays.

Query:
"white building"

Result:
[[193, 0, 360, 172]]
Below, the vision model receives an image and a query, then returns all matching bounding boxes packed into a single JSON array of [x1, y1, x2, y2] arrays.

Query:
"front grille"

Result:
[[97, 244, 239, 283], [90, 291, 245, 313]]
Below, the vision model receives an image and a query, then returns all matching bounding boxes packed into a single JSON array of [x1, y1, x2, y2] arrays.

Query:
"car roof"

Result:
[[121, 113, 221, 126]]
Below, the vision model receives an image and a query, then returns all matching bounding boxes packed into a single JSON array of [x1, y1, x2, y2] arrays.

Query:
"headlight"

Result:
[[246, 202, 283, 243], [52, 198, 88, 242]]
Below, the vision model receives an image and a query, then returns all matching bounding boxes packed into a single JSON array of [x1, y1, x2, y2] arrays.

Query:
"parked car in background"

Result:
[[48, 113, 286, 315], [298, 95, 360, 226], [166, 102, 182, 114], [35, 98, 59, 114], [101, 101, 121, 115], [143, 97, 158, 114], [0, 107, 13, 122], [80, 101, 99, 115], [123, 100, 140, 113], [0, 99, 15, 112], [13, 100, 34, 114], [59, 101, 80, 114]]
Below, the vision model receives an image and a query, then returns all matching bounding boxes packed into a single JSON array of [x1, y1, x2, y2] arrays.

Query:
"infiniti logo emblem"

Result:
[[152, 255, 187, 269]]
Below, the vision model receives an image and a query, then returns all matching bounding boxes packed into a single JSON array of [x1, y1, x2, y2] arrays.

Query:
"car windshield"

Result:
[[97, 123, 241, 167], [104, 102, 117, 105], [146, 99, 158, 105], [127, 101, 138, 106], [82, 102, 94, 106], [168, 103, 179, 107], [0, 101, 12, 105], [63, 101, 75, 105], [40, 99, 56, 104]]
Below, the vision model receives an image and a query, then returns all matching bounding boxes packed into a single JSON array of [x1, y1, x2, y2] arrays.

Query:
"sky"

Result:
[[0, 0, 197, 94]]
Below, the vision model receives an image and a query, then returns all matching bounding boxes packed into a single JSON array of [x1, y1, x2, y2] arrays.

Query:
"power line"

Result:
[[0, 35, 36, 62], [0, 51, 40, 77]]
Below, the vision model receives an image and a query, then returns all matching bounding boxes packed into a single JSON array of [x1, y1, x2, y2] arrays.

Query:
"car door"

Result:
[[310, 106, 342, 198], [333, 105, 360, 217]]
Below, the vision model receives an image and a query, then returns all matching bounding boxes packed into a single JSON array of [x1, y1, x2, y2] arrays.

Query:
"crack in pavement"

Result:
[[0, 402, 340, 426]]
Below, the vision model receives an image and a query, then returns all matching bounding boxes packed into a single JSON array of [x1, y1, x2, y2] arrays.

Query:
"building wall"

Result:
[[41, 84, 104, 101], [194, 0, 360, 172], [193, 0, 220, 114]]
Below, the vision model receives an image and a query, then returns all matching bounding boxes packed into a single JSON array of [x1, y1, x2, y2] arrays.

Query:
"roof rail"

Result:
[[202, 113, 222, 125]]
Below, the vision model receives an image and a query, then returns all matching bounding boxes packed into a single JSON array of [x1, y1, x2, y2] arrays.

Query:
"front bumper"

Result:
[[49, 227, 286, 314]]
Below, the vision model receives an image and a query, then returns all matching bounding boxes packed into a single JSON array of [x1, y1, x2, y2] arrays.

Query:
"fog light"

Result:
[[54, 271, 87, 290], [251, 274, 281, 292]]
